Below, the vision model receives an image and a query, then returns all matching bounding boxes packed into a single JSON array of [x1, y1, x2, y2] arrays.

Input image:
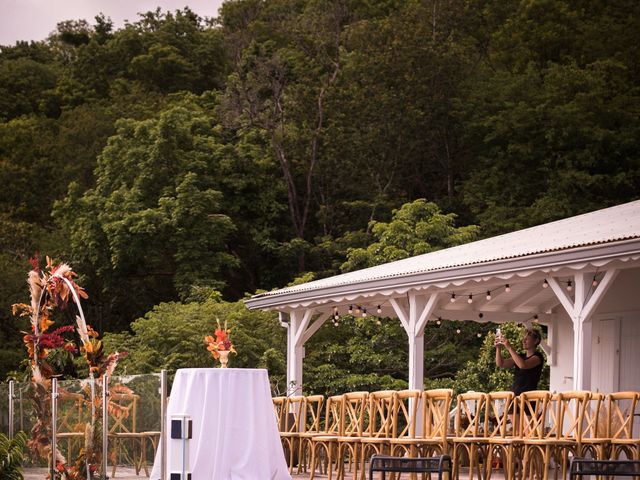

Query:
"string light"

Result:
[[533, 314, 539, 322], [376, 319, 382, 326], [467, 294, 473, 304], [362, 308, 367, 318], [355, 305, 361, 314], [505, 284, 511, 293], [592, 276, 598, 287], [543, 279, 549, 288], [477, 333, 482, 338], [436, 317, 442, 325], [348, 305, 353, 314], [566, 280, 573, 292], [456, 328, 461, 334], [377, 305, 382, 314], [450, 293, 457, 303], [486, 291, 492, 301]]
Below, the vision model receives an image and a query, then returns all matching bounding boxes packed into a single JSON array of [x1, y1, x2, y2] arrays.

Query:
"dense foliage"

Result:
[[2, 0, 638, 393], [0, 431, 27, 480]]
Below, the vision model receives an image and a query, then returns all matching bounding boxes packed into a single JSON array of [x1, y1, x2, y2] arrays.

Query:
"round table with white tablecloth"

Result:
[[150, 368, 291, 480]]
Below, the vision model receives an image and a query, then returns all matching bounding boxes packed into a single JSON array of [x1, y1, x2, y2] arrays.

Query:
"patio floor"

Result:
[[23, 466, 500, 479]]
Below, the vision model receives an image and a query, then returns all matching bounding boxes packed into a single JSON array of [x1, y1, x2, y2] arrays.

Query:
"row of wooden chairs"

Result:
[[273, 389, 639, 480]]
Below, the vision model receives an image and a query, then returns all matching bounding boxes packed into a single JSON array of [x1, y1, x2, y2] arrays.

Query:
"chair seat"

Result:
[[581, 438, 610, 445], [610, 439, 640, 446], [522, 438, 575, 446], [487, 437, 521, 445], [360, 437, 394, 444], [312, 435, 339, 442], [453, 436, 486, 443], [109, 432, 146, 438]]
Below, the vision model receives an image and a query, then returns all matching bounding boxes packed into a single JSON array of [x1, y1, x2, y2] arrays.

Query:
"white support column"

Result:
[[284, 308, 327, 395], [390, 293, 439, 391], [547, 269, 619, 390], [286, 311, 304, 395]]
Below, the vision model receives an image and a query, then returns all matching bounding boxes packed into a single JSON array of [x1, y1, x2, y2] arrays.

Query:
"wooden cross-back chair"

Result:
[[485, 391, 518, 480], [519, 390, 555, 480], [550, 391, 592, 480], [389, 389, 422, 458], [451, 392, 488, 480], [336, 391, 369, 480], [273, 396, 287, 429], [310, 394, 345, 480], [280, 395, 305, 473], [607, 391, 640, 461], [420, 388, 454, 457], [579, 391, 607, 460], [297, 394, 325, 474], [56, 389, 87, 461], [108, 390, 159, 478], [358, 390, 396, 479]]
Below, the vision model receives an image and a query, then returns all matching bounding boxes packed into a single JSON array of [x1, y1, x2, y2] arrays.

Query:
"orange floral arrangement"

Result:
[[204, 318, 237, 359]]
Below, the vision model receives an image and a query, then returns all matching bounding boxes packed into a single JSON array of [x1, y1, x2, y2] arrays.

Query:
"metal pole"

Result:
[[102, 375, 109, 480], [19, 387, 24, 433], [160, 369, 168, 480], [51, 378, 58, 479], [8, 380, 14, 439]]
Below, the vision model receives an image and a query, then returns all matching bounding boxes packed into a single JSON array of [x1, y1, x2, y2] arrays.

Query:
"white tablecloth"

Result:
[[150, 368, 290, 480]]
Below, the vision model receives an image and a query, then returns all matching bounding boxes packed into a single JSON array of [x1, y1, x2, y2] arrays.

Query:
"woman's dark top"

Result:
[[512, 351, 544, 395]]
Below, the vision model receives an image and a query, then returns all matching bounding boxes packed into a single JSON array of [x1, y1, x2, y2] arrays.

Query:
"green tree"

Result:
[[341, 199, 479, 272], [220, 0, 348, 271], [459, 1, 640, 234], [54, 95, 237, 328], [102, 295, 287, 390]]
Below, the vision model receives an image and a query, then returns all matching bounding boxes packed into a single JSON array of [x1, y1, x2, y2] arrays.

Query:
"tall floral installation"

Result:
[[12, 256, 126, 479]]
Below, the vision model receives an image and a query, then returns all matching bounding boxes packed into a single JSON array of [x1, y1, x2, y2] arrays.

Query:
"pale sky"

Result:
[[0, 0, 226, 46]]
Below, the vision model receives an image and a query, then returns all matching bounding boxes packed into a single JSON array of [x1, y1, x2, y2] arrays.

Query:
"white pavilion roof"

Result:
[[247, 200, 640, 310]]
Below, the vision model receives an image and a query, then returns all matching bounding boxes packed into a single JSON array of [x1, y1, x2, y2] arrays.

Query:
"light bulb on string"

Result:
[[376, 319, 382, 326], [456, 328, 461, 334], [566, 280, 573, 292], [533, 314, 539, 322], [348, 305, 353, 314], [592, 276, 598, 287], [377, 305, 382, 314], [362, 308, 367, 318], [450, 293, 456, 303], [477, 333, 482, 338], [467, 294, 473, 304], [355, 305, 361, 314], [436, 317, 442, 326], [543, 279, 549, 288], [505, 284, 511, 293], [486, 291, 492, 301]]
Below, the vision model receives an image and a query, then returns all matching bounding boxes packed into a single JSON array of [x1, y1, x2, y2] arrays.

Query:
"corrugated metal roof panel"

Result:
[[255, 200, 640, 298]]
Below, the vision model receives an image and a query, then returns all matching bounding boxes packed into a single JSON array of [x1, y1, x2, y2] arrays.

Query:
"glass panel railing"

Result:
[[107, 373, 162, 477], [10, 373, 164, 478]]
